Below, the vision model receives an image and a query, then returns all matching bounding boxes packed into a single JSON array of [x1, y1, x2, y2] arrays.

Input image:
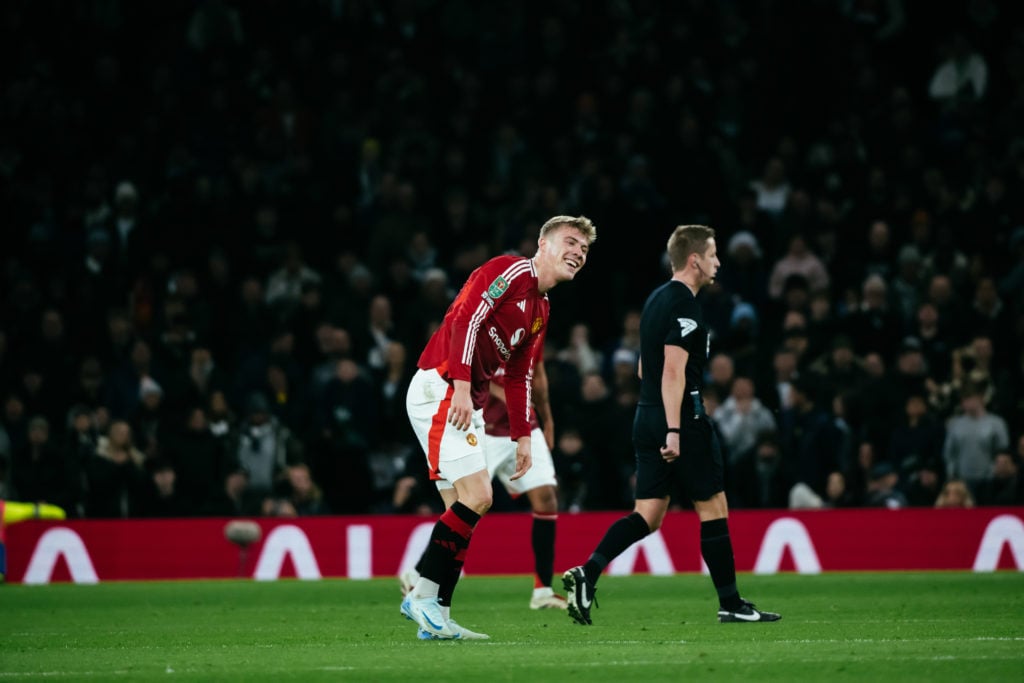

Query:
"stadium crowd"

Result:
[[1, 0, 1023, 518]]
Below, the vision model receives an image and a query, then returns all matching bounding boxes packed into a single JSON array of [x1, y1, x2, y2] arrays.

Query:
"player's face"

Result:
[[540, 226, 589, 282], [695, 238, 720, 285]]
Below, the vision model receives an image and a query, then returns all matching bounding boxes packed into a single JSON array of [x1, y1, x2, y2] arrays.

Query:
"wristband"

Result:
[[666, 428, 680, 434]]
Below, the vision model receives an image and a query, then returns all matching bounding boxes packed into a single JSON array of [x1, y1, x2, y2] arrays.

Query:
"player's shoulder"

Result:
[[474, 254, 536, 302], [648, 280, 694, 308]]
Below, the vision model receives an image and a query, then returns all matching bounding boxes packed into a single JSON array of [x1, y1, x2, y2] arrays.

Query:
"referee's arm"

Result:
[[661, 345, 688, 461]]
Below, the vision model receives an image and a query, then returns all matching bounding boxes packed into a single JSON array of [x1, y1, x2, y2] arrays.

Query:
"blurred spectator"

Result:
[[389, 449, 442, 516], [863, 462, 908, 508], [942, 382, 1009, 492], [559, 323, 603, 376], [928, 34, 987, 104], [717, 231, 768, 309], [600, 310, 641, 374], [975, 451, 1024, 506], [132, 376, 166, 461], [891, 245, 924, 328], [355, 295, 399, 378], [902, 455, 946, 507], [935, 478, 976, 508], [749, 157, 791, 217], [163, 407, 231, 511], [729, 431, 790, 509], [707, 353, 736, 401], [136, 458, 189, 518], [778, 375, 845, 498], [823, 470, 857, 508], [313, 359, 376, 513], [768, 234, 829, 300], [63, 405, 101, 517], [85, 420, 146, 518], [714, 377, 777, 465], [265, 243, 322, 317], [965, 277, 1010, 346], [270, 463, 330, 516], [914, 302, 953, 382], [844, 274, 902, 361], [760, 347, 798, 414], [861, 220, 895, 283], [889, 393, 945, 477], [809, 335, 866, 399], [232, 393, 303, 499], [552, 427, 599, 512], [9, 416, 67, 508], [205, 467, 261, 517]]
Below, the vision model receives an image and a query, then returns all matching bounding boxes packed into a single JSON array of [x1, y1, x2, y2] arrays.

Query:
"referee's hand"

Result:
[[660, 432, 680, 462]]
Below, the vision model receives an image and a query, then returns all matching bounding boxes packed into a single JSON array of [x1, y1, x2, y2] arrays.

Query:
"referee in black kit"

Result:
[[563, 225, 781, 625]]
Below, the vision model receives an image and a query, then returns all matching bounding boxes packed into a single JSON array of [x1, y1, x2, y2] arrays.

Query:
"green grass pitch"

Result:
[[2, 573, 1022, 681]]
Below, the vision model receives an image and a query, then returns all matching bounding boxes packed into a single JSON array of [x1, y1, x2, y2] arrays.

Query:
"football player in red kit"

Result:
[[401, 215, 596, 640]]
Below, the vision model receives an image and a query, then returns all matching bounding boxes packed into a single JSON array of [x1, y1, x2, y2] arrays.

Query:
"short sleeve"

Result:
[[663, 297, 701, 354]]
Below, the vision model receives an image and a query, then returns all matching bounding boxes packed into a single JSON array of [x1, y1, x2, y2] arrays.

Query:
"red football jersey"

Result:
[[418, 255, 548, 440], [482, 366, 540, 438]]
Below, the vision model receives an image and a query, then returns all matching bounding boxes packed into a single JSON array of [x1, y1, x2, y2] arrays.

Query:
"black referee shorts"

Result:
[[632, 405, 724, 503]]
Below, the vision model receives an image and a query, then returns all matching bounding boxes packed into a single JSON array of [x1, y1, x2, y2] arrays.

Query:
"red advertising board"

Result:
[[3, 508, 1022, 584]]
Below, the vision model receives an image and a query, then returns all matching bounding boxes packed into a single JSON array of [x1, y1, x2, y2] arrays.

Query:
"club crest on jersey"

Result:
[[466, 433, 478, 446], [531, 317, 543, 334], [487, 276, 510, 299]]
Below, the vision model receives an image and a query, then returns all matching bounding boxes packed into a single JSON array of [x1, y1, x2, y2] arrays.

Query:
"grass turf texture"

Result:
[[1, 573, 1022, 681]]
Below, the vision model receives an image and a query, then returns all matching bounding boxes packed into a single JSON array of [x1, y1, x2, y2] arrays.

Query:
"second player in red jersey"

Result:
[[401, 215, 597, 641]]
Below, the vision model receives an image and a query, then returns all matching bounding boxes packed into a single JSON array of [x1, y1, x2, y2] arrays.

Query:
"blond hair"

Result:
[[539, 215, 597, 244], [935, 479, 975, 508], [667, 224, 715, 271]]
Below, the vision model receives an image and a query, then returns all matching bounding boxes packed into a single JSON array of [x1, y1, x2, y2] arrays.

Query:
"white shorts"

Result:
[[406, 368, 487, 490], [483, 427, 557, 497]]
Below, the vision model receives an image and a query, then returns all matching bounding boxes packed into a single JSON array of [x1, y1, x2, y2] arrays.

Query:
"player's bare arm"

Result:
[[661, 345, 688, 462]]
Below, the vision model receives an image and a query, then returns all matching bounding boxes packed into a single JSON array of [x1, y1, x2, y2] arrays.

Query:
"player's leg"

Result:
[[688, 423, 779, 623], [562, 496, 667, 626], [564, 408, 672, 625], [574, 495, 667, 585], [504, 427, 566, 609], [400, 486, 457, 596], [524, 485, 566, 609], [401, 371, 488, 638]]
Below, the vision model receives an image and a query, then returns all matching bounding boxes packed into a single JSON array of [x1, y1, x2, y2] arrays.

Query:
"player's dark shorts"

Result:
[[632, 404, 724, 502]]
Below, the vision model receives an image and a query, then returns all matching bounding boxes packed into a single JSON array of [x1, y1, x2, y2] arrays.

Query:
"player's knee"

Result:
[[461, 492, 493, 515], [529, 486, 558, 513]]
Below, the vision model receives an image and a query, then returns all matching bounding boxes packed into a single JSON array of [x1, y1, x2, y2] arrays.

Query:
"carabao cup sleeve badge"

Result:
[[487, 276, 509, 299]]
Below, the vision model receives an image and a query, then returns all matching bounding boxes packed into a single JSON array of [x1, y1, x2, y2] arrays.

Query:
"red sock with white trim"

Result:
[[416, 502, 480, 601]]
